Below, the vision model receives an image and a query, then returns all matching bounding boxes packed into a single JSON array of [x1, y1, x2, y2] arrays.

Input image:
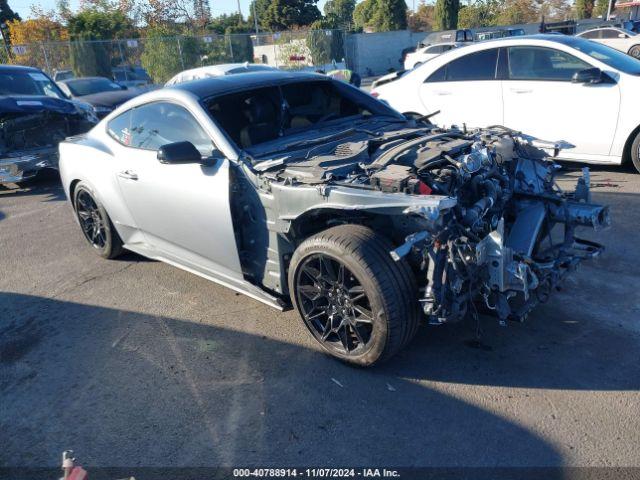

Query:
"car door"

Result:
[[418, 48, 503, 129], [501, 46, 620, 160], [111, 101, 243, 276], [598, 28, 630, 52]]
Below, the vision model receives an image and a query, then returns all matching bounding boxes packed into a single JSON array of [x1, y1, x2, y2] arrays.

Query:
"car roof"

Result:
[[169, 70, 327, 99], [447, 34, 596, 50], [424, 42, 461, 47], [0, 64, 43, 74], [59, 76, 110, 84], [192, 63, 274, 74]]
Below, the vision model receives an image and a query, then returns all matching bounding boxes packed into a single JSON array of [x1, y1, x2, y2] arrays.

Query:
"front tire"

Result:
[[73, 182, 123, 259], [630, 131, 640, 174], [628, 45, 640, 58], [288, 225, 420, 366]]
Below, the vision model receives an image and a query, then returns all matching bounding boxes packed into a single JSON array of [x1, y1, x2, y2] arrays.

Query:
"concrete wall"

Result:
[[343, 20, 618, 76], [345, 30, 425, 76]]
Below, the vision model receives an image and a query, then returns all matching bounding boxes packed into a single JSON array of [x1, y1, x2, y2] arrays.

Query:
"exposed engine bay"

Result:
[[243, 124, 609, 325]]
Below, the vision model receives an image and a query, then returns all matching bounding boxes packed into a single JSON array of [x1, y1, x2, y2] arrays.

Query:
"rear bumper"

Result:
[[0, 148, 58, 184]]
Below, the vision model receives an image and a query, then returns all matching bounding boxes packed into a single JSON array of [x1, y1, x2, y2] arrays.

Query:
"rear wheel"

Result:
[[73, 182, 123, 259], [628, 45, 640, 58], [288, 224, 420, 366], [630, 131, 640, 174]]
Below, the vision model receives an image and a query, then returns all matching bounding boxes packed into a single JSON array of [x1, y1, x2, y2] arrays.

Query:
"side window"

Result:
[[508, 47, 592, 81], [129, 102, 214, 155], [425, 65, 447, 83], [445, 49, 499, 81], [581, 30, 600, 39], [602, 29, 625, 39], [107, 110, 132, 146], [426, 45, 442, 54]]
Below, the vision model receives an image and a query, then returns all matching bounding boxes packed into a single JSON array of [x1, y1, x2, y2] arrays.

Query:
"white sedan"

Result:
[[373, 35, 640, 173], [577, 27, 640, 58], [403, 42, 462, 70], [165, 63, 275, 86]]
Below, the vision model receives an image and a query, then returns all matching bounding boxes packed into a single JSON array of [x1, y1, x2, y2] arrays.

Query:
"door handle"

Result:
[[435, 91, 451, 96], [510, 88, 532, 94], [118, 170, 138, 180]]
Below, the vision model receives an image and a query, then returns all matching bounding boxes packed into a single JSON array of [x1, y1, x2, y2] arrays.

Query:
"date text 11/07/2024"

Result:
[[232, 468, 401, 477]]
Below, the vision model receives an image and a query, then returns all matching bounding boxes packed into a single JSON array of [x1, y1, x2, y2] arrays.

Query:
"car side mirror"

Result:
[[572, 68, 604, 84], [618, 33, 627, 38], [157, 141, 202, 164], [121, 85, 128, 90]]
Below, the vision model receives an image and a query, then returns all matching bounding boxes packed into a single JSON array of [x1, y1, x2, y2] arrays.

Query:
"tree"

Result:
[[248, 0, 271, 31], [457, 0, 499, 28], [539, 0, 572, 20], [68, 8, 135, 40], [352, 0, 376, 30], [408, 0, 435, 31], [574, 0, 595, 18], [370, 0, 407, 31], [68, 9, 135, 77], [323, 0, 356, 28], [193, 0, 211, 28], [494, 0, 537, 23], [261, 0, 321, 30], [56, 0, 73, 21], [352, 0, 407, 32], [225, 24, 254, 62], [1, 0, 20, 24], [140, 25, 199, 82], [434, 0, 459, 30], [208, 13, 244, 33], [592, 0, 610, 17], [6, 16, 69, 69], [307, 24, 344, 66]]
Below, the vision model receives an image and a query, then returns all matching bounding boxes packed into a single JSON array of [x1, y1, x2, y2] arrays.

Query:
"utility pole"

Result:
[[253, 1, 260, 45], [253, 2, 260, 34], [606, 0, 614, 20]]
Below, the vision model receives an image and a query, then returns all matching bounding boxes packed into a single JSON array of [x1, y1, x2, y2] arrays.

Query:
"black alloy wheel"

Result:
[[76, 189, 107, 250], [288, 224, 420, 366], [73, 182, 123, 259], [295, 253, 374, 356]]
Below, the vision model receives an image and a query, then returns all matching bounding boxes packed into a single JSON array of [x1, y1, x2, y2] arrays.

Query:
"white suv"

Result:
[[577, 27, 640, 58]]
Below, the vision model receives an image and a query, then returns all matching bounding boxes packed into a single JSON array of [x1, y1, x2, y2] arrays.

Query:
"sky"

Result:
[[12, 0, 418, 22], [10, 0, 337, 21]]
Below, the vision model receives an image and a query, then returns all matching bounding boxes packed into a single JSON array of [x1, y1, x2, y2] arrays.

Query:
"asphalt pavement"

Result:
[[0, 166, 639, 470]]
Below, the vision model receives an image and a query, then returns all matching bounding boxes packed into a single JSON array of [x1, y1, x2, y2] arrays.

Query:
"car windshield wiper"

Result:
[[263, 127, 367, 155]]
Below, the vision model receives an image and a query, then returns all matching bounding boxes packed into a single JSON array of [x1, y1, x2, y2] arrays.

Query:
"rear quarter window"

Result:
[[107, 110, 132, 146]]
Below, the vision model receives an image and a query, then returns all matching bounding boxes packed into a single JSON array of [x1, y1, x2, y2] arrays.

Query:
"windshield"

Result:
[[570, 38, 640, 74], [205, 79, 403, 150], [0, 71, 66, 99], [66, 78, 123, 96]]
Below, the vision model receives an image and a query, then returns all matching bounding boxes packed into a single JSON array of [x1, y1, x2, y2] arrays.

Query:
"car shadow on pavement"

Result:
[[0, 173, 66, 203], [1, 292, 566, 472]]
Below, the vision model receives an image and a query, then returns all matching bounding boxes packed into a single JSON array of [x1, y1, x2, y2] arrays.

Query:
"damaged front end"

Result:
[[251, 124, 609, 327], [379, 128, 610, 325], [0, 98, 96, 184]]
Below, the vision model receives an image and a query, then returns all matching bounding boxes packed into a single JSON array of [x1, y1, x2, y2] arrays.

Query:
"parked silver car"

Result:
[[59, 71, 609, 365]]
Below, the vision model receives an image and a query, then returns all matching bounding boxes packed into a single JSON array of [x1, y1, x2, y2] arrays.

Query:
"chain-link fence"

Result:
[[3, 29, 348, 84]]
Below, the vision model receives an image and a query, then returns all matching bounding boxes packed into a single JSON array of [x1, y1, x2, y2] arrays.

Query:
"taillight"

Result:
[[370, 90, 379, 98]]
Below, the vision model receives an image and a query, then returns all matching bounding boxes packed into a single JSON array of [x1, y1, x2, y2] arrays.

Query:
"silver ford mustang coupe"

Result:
[[59, 71, 609, 366]]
